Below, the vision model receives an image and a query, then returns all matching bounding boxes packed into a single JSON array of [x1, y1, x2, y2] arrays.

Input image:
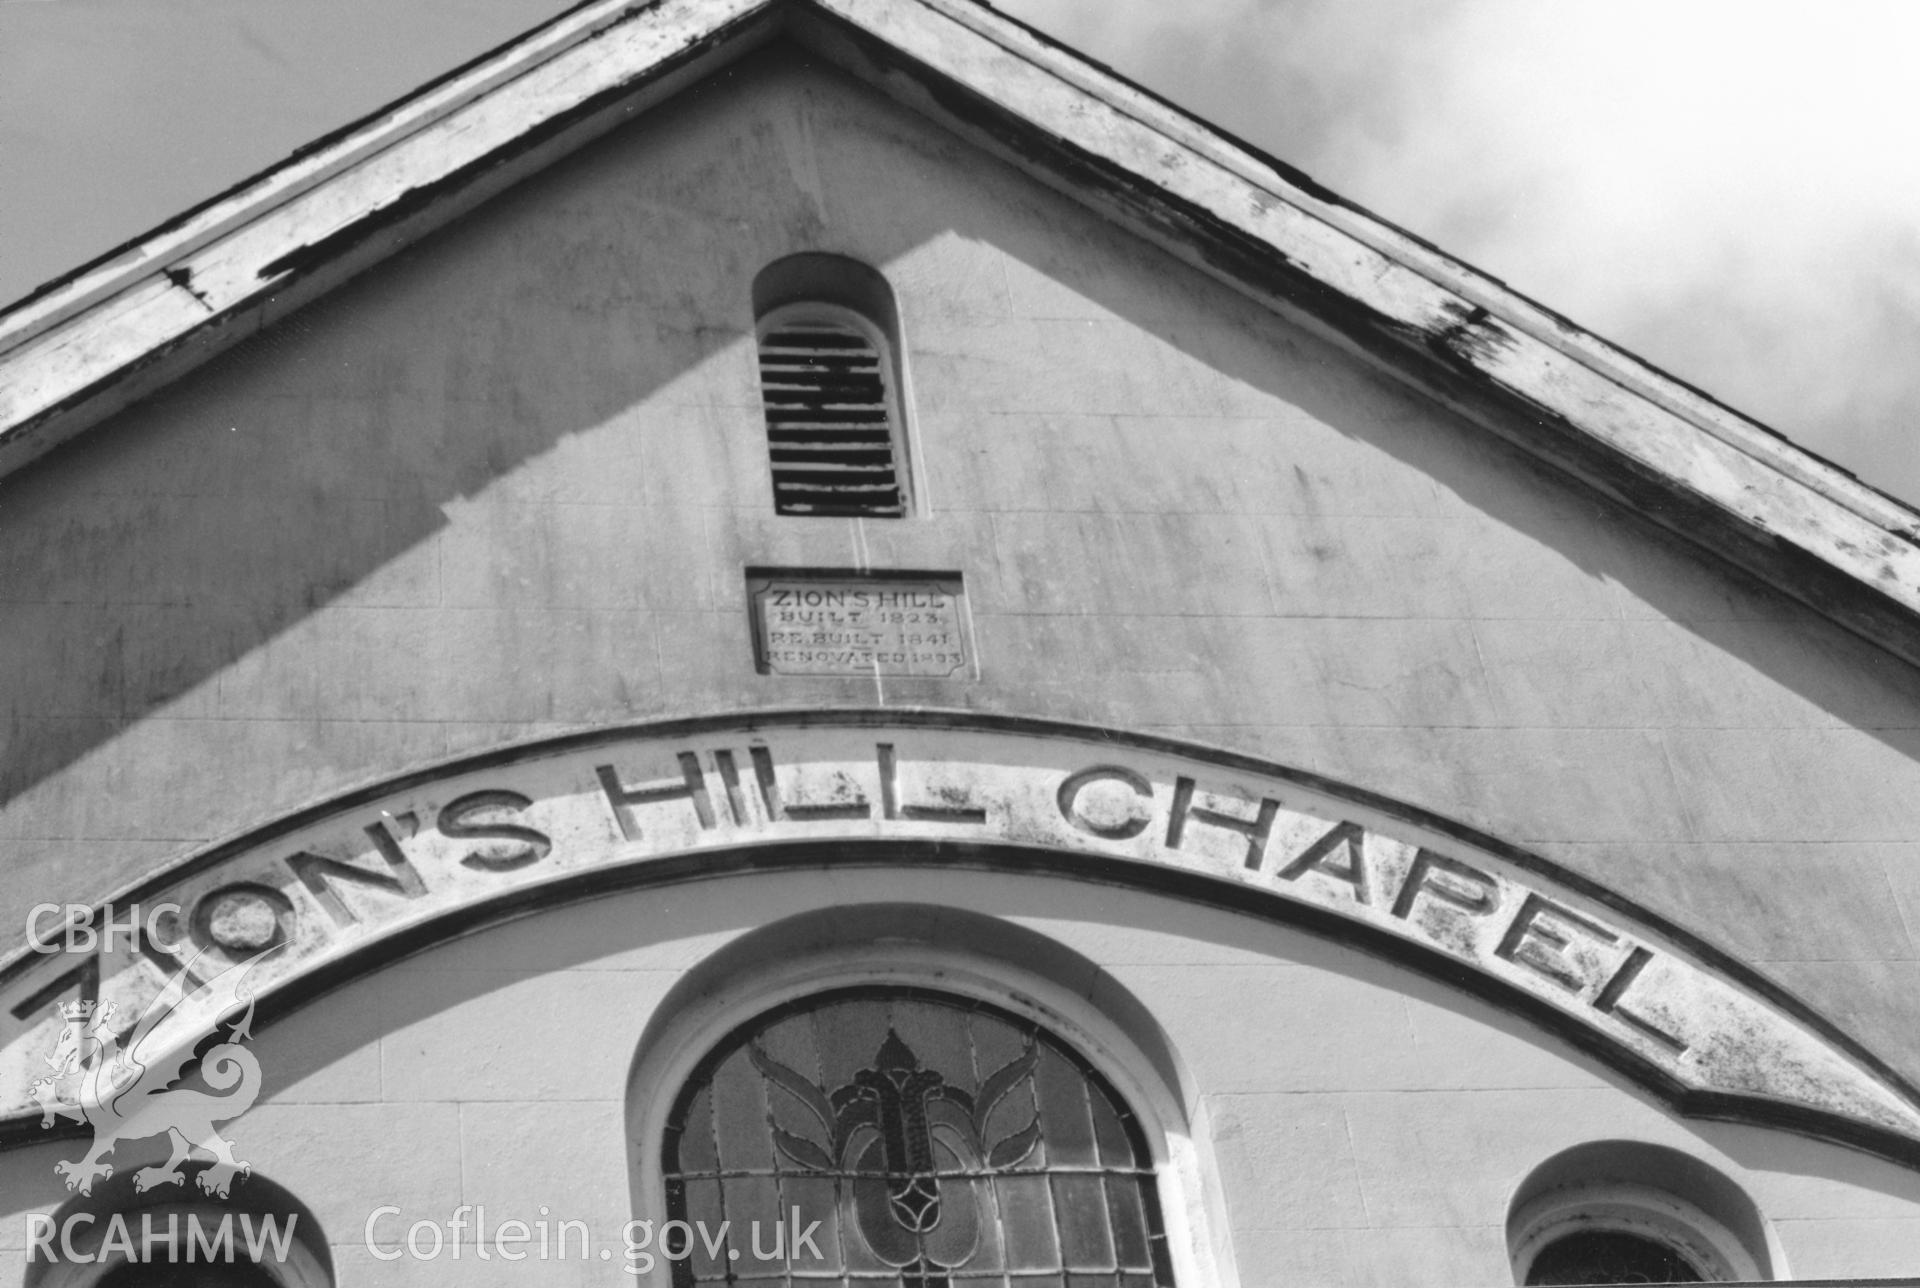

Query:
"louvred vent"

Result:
[[759, 320, 905, 516]]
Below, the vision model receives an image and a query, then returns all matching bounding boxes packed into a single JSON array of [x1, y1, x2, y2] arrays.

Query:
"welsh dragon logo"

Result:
[[26, 952, 272, 1198]]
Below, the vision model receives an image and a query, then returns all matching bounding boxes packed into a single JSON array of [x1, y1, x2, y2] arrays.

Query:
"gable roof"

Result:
[[4, 0, 1919, 667]]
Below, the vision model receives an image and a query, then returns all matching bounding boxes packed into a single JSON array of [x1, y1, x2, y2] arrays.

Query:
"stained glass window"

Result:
[[660, 987, 1176, 1287]]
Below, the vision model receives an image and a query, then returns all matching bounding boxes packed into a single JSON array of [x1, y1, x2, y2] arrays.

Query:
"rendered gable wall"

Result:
[[4, 46, 1920, 1281]]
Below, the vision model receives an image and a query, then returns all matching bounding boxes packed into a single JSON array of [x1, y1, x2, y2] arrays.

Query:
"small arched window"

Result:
[[1508, 1143, 1772, 1284], [95, 1260, 284, 1288], [661, 986, 1175, 1286], [24, 1170, 331, 1288], [1523, 1229, 1706, 1284], [753, 255, 913, 518]]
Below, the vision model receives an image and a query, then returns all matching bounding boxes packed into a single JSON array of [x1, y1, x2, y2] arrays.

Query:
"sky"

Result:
[[2, 0, 1916, 504]]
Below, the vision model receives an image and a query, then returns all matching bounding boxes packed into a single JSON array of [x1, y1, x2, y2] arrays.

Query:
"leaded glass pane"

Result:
[[660, 988, 1174, 1286]]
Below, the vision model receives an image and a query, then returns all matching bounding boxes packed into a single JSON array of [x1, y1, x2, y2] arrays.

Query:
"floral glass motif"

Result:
[[661, 988, 1175, 1287]]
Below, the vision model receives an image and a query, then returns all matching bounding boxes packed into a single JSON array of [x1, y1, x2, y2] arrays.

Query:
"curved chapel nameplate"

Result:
[[4, 711, 1920, 1162]]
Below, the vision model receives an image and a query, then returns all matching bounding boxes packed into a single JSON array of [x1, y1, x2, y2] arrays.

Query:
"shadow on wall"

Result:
[[3, 49, 1919, 961], [0, 59, 776, 829]]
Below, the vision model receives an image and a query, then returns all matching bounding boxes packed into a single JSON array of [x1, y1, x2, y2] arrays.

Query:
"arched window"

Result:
[[23, 1170, 331, 1288], [94, 1261, 283, 1288], [753, 255, 913, 518], [1523, 1229, 1705, 1284], [1507, 1143, 1773, 1284], [661, 986, 1175, 1286]]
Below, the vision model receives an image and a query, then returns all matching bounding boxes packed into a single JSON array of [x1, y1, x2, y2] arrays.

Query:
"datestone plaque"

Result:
[[747, 570, 972, 678]]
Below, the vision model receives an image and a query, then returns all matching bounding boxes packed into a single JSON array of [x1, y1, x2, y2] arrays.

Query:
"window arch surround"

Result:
[[1507, 1141, 1778, 1283], [625, 905, 1239, 1288], [22, 1168, 331, 1288]]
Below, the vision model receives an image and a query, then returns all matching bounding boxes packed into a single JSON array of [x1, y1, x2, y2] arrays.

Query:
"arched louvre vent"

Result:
[[759, 316, 907, 517], [1526, 1231, 1705, 1284]]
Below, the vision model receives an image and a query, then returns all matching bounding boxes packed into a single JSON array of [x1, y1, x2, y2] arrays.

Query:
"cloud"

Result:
[[2, 0, 1912, 499], [0, 0, 566, 308], [998, 0, 1920, 503]]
